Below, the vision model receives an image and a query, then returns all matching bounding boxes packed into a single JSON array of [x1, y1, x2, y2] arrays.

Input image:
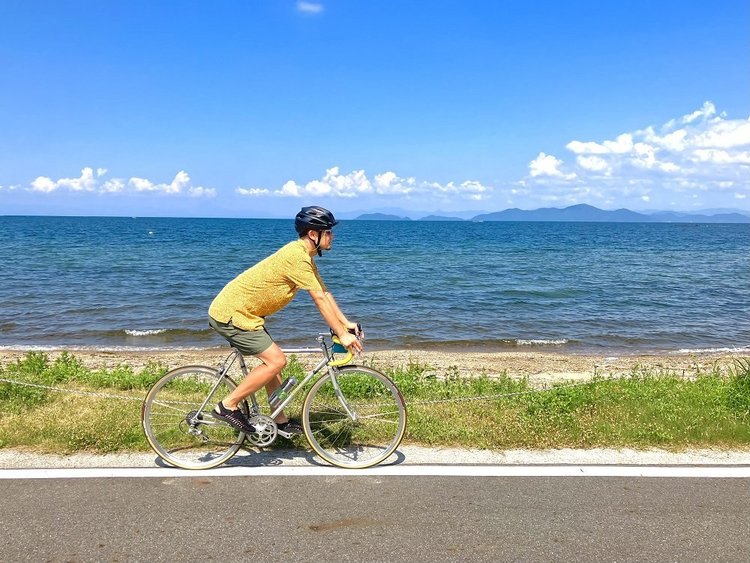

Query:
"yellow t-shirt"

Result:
[[208, 239, 326, 331]]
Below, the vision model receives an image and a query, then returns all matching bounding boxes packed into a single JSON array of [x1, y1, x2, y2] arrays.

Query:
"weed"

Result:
[[727, 358, 750, 418], [1, 352, 749, 454]]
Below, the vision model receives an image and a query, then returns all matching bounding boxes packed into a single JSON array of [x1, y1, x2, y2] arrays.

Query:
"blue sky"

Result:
[[1, 0, 748, 218]]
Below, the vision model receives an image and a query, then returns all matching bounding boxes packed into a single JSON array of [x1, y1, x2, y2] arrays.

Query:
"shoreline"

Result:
[[1, 346, 747, 386]]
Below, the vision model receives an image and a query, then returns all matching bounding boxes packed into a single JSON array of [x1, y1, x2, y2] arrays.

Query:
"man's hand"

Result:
[[337, 331, 363, 353], [344, 321, 363, 339]]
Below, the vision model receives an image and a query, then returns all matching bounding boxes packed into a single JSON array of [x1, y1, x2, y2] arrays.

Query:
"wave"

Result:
[[362, 336, 574, 352], [118, 327, 213, 338], [0, 344, 225, 352], [673, 346, 750, 355], [0, 326, 220, 351], [124, 329, 168, 337]]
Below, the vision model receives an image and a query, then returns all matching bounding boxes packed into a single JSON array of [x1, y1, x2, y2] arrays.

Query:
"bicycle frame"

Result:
[[211, 333, 356, 422]]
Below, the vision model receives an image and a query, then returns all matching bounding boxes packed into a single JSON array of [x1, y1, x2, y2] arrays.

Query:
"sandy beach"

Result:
[[1, 347, 746, 387]]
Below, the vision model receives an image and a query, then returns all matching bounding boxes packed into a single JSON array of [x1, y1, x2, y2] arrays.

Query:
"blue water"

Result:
[[1, 216, 749, 354]]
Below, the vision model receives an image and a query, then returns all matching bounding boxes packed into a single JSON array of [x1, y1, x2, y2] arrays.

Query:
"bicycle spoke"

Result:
[[142, 366, 246, 470], [303, 366, 406, 469]]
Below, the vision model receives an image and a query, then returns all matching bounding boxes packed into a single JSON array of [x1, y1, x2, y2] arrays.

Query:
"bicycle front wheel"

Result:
[[141, 365, 247, 470], [302, 366, 407, 469]]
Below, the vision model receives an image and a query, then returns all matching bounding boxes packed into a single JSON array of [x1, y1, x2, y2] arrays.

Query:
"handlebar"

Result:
[[328, 324, 363, 367], [329, 336, 354, 367]]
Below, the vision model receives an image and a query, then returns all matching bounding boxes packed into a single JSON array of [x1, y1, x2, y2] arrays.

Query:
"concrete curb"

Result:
[[2, 446, 749, 469]]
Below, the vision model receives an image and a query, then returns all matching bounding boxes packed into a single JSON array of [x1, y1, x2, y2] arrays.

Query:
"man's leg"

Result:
[[223, 344, 298, 427], [222, 343, 287, 410]]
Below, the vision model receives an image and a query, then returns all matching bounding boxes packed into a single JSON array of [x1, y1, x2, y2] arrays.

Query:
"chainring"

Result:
[[244, 414, 278, 447]]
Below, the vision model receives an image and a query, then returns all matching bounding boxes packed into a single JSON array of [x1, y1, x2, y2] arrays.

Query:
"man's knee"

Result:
[[262, 349, 287, 372]]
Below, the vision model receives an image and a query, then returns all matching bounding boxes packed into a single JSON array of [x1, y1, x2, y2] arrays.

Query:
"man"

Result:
[[207, 206, 362, 435]]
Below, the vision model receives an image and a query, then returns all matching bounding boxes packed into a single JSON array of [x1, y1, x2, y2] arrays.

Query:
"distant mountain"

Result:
[[683, 208, 750, 217], [348, 205, 750, 223], [339, 207, 484, 220], [648, 211, 750, 223], [426, 209, 484, 220], [471, 204, 750, 223], [354, 213, 411, 221], [418, 215, 464, 221], [473, 204, 651, 222]]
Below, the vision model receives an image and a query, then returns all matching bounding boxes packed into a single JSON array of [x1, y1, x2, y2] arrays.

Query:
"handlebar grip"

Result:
[[330, 335, 354, 367], [331, 336, 348, 354]]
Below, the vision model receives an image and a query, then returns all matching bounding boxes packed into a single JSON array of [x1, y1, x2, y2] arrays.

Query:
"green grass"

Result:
[[1, 351, 749, 453]]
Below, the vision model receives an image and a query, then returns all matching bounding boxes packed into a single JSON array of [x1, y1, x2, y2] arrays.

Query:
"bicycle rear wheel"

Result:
[[141, 365, 247, 470], [302, 365, 407, 469]]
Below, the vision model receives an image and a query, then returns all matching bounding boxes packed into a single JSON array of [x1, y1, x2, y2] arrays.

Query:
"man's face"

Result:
[[309, 229, 333, 250], [319, 229, 334, 250]]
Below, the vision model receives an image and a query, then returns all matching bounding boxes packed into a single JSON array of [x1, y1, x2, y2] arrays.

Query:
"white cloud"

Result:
[[567, 133, 634, 155], [523, 102, 750, 206], [26, 168, 216, 197], [692, 119, 750, 149], [188, 186, 217, 197], [681, 101, 717, 124], [101, 179, 125, 193], [31, 167, 98, 193], [30, 176, 57, 193], [129, 177, 157, 192], [529, 152, 577, 179], [373, 171, 416, 194], [691, 149, 750, 165], [236, 166, 491, 201], [129, 170, 192, 194], [236, 187, 270, 196], [297, 1, 323, 14], [576, 155, 610, 173]]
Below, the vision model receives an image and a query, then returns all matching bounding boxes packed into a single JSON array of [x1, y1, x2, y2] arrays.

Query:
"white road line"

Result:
[[1, 464, 749, 480]]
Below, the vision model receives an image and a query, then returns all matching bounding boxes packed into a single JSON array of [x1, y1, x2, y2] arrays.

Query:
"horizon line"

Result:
[[4, 202, 750, 221]]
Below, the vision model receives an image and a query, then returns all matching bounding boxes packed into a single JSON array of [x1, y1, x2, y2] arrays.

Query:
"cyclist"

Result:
[[207, 206, 363, 435]]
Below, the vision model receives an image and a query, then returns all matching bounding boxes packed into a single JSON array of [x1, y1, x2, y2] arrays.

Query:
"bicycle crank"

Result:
[[245, 414, 278, 447]]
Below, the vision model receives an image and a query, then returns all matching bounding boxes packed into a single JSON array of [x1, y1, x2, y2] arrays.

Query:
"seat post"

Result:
[[235, 348, 248, 375]]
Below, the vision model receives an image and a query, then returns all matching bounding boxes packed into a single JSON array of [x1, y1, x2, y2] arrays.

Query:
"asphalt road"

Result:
[[2, 475, 748, 562]]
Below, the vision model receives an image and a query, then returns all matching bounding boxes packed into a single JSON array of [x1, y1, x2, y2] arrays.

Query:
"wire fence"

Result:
[[0, 356, 740, 408], [0, 370, 634, 407], [0, 377, 146, 402]]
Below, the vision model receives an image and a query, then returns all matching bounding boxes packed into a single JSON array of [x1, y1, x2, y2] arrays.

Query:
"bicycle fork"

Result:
[[328, 367, 358, 422]]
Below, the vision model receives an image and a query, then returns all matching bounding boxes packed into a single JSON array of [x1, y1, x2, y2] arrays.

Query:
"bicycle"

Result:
[[141, 332, 407, 470]]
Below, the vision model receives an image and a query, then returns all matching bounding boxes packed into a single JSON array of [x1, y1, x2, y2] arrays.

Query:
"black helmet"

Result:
[[294, 206, 338, 236]]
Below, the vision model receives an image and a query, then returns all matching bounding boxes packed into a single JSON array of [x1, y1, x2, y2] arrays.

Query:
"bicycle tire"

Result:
[[141, 365, 248, 470], [302, 365, 407, 469]]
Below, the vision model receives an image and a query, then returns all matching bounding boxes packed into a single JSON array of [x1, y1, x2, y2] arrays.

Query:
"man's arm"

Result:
[[324, 291, 359, 332], [308, 289, 362, 352]]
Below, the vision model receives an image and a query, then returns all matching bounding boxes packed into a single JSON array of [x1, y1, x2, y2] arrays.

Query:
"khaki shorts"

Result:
[[208, 316, 274, 356]]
